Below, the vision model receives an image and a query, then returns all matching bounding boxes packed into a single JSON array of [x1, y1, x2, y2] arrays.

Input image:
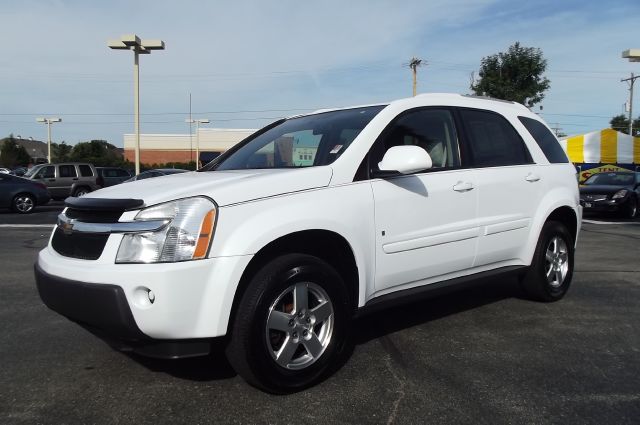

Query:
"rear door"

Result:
[[458, 108, 542, 266], [370, 108, 479, 294], [53, 164, 78, 197]]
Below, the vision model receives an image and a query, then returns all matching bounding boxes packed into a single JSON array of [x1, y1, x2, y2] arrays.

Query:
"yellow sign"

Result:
[[579, 164, 632, 183]]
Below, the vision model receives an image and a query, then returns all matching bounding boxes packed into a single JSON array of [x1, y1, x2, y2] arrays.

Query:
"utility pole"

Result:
[[408, 57, 426, 97], [550, 123, 563, 137], [621, 73, 640, 136]]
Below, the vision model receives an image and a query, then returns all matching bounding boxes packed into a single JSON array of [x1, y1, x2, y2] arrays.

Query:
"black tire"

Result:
[[624, 197, 637, 219], [12, 193, 36, 214], [520, 221, 574, 302], [73, 186, 90, 197], [226, 253, 352, 393]]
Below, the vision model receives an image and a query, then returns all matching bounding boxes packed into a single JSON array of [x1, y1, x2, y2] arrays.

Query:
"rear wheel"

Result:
[[12, 193, 35, 214], [226, 254, 352, 393], [520, 221, 574, 302], [73, 187, 90, 197], [624, 197, 637, 219]]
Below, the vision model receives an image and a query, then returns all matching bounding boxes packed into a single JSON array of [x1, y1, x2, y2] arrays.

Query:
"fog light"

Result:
[[133, 287, 155, 308]]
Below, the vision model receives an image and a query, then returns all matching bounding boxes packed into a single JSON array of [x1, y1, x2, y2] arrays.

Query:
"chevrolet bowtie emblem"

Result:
[[61, 220, 75, 235]]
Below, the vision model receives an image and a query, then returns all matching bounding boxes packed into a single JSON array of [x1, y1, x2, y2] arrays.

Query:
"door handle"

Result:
[[47, 179, 55, 182], [525, 173, 541, 182], [453, 181, 474, 192], [72, 178, 78, 181]]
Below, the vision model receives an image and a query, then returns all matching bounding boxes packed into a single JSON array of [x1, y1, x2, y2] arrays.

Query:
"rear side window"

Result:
[[59, 165, 77, 178], [117, 169, 130, 177], [79, 165, 93, 177], [460, 109, 532, 167], [518, 116, 569, 163]]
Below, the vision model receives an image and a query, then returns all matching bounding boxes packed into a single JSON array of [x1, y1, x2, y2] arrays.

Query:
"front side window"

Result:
[[370, 108, 461, 172], [35, 166, 55, 179], [59, 165, 77, 178], [206, 106, 385, 171], [518, 116, 568, 163], [461, 109, 532, 167]]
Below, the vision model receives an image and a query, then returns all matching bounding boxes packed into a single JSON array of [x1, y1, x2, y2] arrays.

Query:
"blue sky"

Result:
[[1, 0, 639, 147]]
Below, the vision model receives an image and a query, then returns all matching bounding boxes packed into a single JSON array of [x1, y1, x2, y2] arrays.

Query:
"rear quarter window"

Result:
[[79, 165, 94, 177], [518, 116, 569, 163]]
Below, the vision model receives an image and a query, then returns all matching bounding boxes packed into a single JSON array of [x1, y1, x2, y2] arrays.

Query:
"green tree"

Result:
[[70, 140, 124, 166], [470, 42, 551, 107], [0, 134, 32, 168], [52, 141, 72, 162], [610, 114, 640, 136]]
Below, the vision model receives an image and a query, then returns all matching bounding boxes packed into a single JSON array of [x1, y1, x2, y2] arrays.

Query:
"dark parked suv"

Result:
[[24, 163, 100, 198], [96, 167, 131, 187]]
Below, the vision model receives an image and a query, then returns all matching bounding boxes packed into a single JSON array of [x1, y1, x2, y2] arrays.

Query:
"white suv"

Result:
[[35, 94, 581, 393]]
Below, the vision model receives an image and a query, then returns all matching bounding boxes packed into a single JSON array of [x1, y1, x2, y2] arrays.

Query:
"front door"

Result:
[[369, 108, 479, 296]]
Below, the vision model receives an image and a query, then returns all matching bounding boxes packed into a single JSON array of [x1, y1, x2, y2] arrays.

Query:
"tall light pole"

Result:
[[622, 49, 640, 136], [108, 34, 165, 175], [185, 118, 210, 169], [36, 117, 61, 163]]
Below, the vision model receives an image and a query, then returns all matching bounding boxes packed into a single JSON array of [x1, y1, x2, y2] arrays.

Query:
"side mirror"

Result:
[[374, 145, 432, 177]]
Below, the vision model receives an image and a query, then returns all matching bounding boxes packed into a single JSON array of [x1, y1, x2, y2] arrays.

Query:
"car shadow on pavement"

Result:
[[353, 276, 522, 345], [123, 277, 522, 384]]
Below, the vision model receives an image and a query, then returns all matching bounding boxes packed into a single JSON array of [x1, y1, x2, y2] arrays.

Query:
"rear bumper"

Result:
[[35, 263, 211, 358]]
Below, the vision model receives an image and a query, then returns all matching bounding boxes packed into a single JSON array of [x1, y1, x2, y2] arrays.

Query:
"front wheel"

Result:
[[226, 254, 352, 393], [520, 221, 574, 302], [12, 194, 35, 214]]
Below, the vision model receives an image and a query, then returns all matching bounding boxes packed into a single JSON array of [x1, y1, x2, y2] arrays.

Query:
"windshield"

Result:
[[23, 165, 44, 177], [204, 105, 385, 171], [584, 172, 635, 186]]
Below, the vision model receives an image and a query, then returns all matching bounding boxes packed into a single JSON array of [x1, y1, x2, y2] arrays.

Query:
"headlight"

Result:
[[612, 189, 628, 199], [116, 197, 216, 263]]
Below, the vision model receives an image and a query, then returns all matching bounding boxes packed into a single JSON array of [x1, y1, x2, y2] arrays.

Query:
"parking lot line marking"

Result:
[[582, 219, 640, 225], [0, 224, 55, 228]]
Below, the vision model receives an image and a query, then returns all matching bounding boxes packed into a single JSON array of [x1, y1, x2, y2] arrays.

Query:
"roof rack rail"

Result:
[[461, 94, 518, 105]]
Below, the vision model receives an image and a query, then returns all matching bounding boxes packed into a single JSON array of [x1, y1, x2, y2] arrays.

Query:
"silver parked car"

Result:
[[24, 163, 100, 199]]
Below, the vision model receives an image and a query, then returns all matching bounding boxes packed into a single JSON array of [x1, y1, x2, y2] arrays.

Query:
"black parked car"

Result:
[[0, 173, 51, 214], [96, 167, 132, 188], [580, 171, 640, 218], [124, 168, 189, 182]]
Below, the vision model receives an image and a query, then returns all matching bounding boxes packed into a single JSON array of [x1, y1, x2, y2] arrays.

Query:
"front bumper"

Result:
[[36, 244, 253, 342], [35, 263, 211, 358], [580, 198, 626, 213]]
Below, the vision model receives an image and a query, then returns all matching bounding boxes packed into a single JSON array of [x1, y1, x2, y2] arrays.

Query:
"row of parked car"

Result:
[[0, 163, 188, 214]]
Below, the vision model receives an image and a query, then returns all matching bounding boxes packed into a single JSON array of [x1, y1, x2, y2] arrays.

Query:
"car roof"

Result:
[[295, 93, 531, 119]]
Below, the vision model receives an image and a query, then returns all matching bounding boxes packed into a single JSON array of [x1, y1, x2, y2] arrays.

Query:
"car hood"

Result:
[[84, 167, 333, 207], [579, 184, 632, 195]]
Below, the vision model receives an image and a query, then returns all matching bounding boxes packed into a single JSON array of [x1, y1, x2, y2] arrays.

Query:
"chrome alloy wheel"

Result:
[[15, 195, 34, 213], [545, 236, 569, 287], [265, 282, 334, 370]]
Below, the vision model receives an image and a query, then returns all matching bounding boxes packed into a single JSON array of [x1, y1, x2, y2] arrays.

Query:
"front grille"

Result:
[[581, 194, 607, 202], [51, 227, 110, 260], [65, 208, 122, 223]]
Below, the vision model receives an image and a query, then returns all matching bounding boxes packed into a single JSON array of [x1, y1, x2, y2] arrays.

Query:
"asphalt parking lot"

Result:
[[1, 206, 639, 424]]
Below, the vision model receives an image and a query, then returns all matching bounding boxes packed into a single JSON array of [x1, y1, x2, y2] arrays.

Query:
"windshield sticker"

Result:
[[330, 145, 343, 154]]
